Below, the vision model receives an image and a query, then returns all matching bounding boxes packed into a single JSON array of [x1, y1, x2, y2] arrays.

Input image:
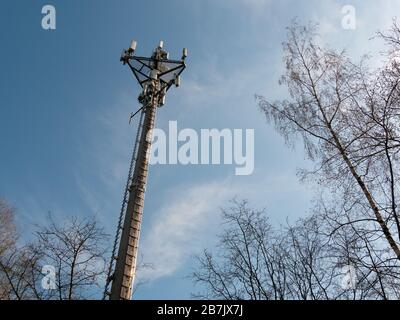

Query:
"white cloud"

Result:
[[136, 168, 314, 282], [137, 180, 237, 281]]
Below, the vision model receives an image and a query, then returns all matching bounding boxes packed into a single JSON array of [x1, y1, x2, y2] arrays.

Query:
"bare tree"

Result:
[[254, 21, 400, 298], [193, 200, 336, 300], [0, 244, 44, 300], [0, 200, 42, 300], [0, 207, 110, 300], [0, 200, 17, 256], [193, 200, 276, 300], [192, 200, 340, 300], [33, 215, 109, 300], [0, 199, 18, 299], [193, 199, 400, 300]]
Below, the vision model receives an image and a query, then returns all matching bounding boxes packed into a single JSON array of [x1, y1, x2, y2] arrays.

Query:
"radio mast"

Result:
[[104, 41, 187, 300]]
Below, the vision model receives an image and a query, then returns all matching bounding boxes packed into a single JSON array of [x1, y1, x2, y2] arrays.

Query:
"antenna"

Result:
[[129, 40, 137, 53], [182, 48, 188, 60]]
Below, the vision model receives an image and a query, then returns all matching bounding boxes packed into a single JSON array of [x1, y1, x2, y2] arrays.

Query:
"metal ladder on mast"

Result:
[[103, 108, 145, 299]]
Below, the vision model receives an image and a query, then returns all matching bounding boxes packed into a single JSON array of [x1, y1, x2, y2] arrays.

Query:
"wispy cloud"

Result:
[[136, 169, 314, 282], [138, 180, 237, 281]]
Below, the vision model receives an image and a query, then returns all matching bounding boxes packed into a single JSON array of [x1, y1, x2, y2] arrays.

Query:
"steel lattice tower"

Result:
[[103, 41, 187, 300]]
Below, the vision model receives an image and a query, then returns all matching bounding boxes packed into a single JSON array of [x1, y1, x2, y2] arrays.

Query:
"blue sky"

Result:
[[0, 0, 399, 299]]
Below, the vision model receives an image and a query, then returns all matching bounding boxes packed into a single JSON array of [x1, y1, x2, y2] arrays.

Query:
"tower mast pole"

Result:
[[109, 95, 156, 300], [105, 41, 187, 300]]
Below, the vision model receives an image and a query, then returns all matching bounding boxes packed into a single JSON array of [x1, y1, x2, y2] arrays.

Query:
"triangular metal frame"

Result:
[[127, 56, 186, 93]]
